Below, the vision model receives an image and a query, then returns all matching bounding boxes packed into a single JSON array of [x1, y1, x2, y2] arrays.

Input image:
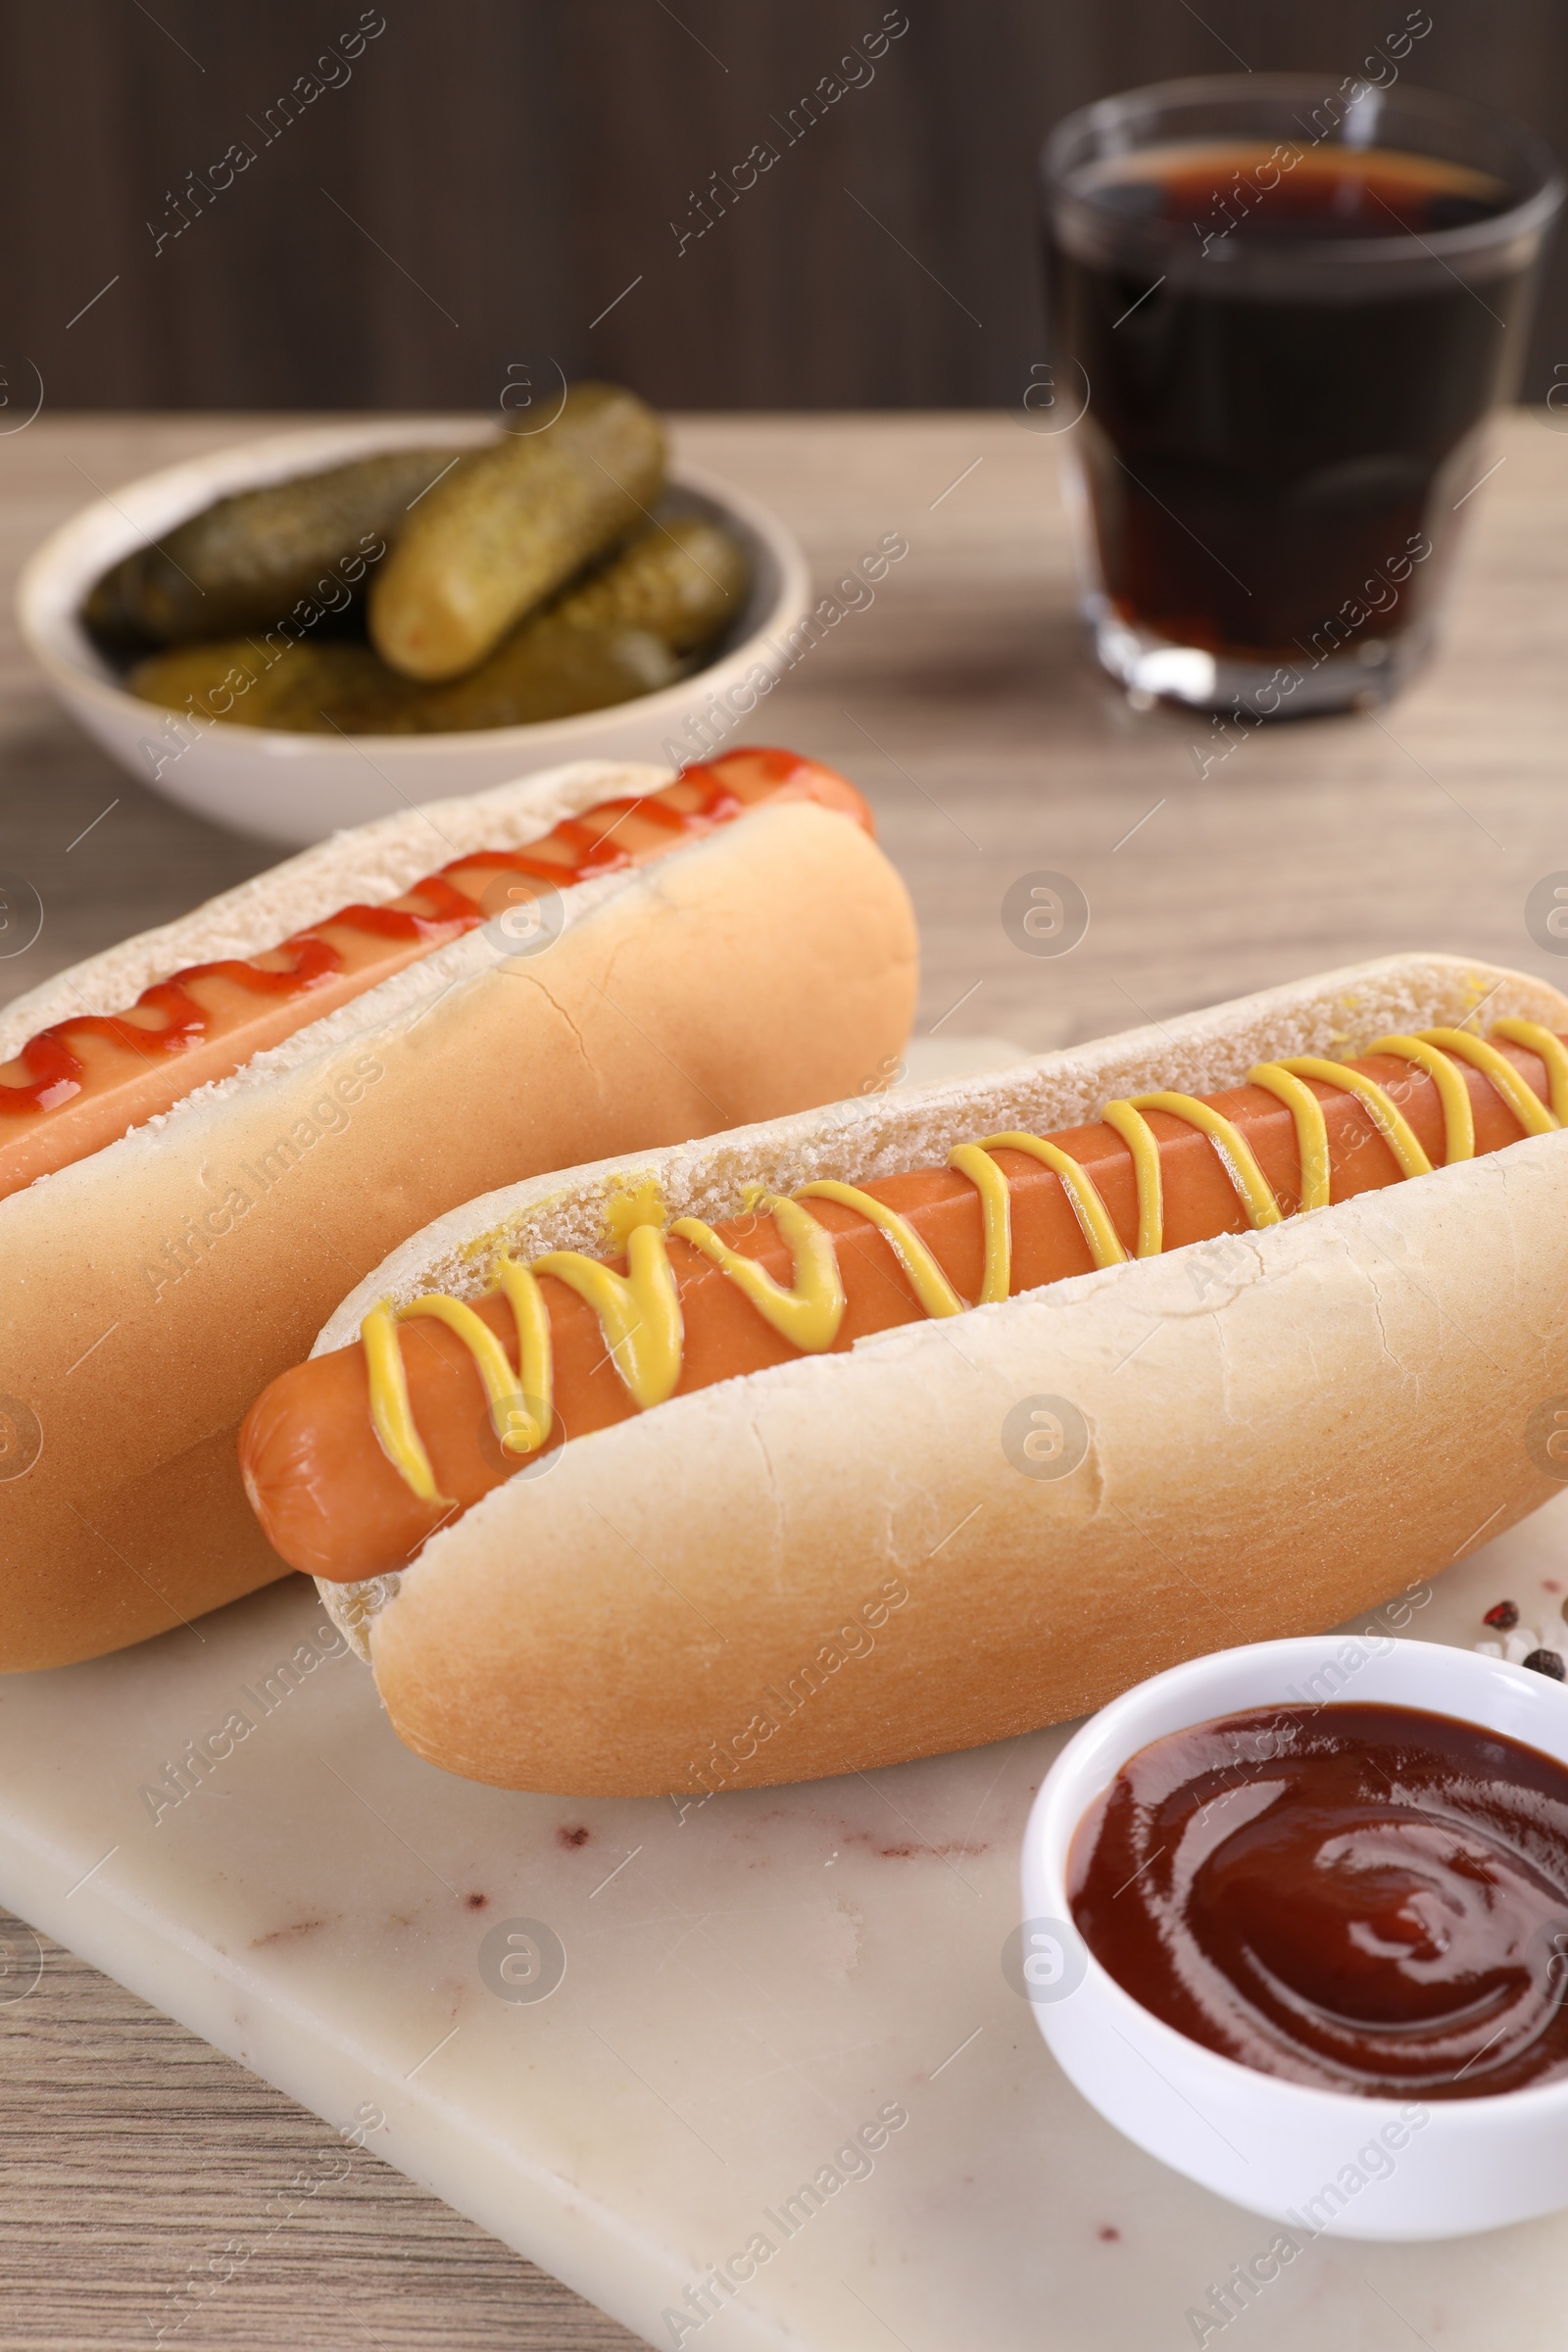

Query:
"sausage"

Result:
[[0, 750, 869, 1202], [240, 1027, 1560, 1586]]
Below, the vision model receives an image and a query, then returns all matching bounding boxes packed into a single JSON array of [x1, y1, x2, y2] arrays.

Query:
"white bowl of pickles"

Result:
[[18, 390, 812, 848]]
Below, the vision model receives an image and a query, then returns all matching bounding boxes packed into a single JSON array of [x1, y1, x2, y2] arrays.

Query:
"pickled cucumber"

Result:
[[84, 446, 459, 646], [368, 383, 665, 683], [123, 476, 743, 736], [406, 623, 679, 731], [127, 637, 418, 731], [128, 621, 680, 736], [553, 513, 749, 653]]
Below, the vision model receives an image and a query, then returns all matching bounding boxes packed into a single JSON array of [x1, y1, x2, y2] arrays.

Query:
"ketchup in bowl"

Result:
[[1069, 1702, 1568, 2098]]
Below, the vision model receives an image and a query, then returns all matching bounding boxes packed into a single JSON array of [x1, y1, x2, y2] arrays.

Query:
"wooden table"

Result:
[[3, 408, 1566, 2348]]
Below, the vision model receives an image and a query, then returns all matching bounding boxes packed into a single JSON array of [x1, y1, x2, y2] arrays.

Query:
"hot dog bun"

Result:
[[0, 757, 916, 1671], [305, 953, 1568, 1796]]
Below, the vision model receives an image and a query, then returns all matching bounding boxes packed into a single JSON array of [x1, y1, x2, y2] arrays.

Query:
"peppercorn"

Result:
[[1522, 1648, 1566, 1681], [1484, 1600, 1521, 1630]]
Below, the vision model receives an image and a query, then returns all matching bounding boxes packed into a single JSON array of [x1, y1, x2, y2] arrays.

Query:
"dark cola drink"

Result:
[[1042, 78, 1562, 714]]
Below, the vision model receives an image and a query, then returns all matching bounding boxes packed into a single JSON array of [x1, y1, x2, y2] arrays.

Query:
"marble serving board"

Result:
[[7, 1056, 1568, 2350]]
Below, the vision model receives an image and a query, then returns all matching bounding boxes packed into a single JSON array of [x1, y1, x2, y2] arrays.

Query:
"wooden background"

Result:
[[5, 0, 1568, 416]]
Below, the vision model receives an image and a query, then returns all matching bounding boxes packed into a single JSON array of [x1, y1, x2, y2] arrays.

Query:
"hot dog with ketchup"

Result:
[[239, 954, 1568, 1797], [0, 750, 916, 1670], [0, 751, 870, 1202]]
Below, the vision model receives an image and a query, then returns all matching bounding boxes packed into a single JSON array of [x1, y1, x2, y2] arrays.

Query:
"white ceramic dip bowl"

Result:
[[1019, 1635, 1568, 2239]]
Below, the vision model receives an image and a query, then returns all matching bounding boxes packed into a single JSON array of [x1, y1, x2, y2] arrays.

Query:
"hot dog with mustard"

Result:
[[238, 954, 1568, 1795]]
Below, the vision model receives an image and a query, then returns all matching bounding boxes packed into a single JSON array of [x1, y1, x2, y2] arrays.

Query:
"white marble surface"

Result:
[[7, 1298, 1568, 2348]]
